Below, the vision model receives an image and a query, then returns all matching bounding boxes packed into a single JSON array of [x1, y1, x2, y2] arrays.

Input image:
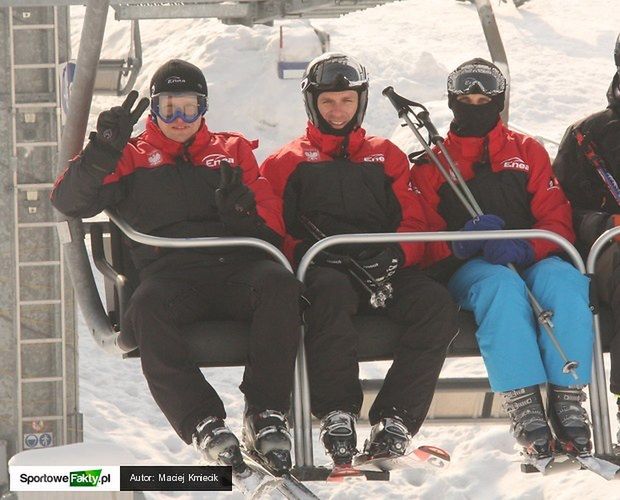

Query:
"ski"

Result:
[[520, 453, 578, 475], [521, 451, 620, 480], [216, 445, 282, 497], [573, 454, 620, 480], [326, 463, 365, 482], [353, 444, 450, 472], [241, 449, 320, 499]]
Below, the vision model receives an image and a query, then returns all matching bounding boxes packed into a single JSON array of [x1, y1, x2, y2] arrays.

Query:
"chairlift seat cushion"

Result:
[[124, 307, 614, 366]]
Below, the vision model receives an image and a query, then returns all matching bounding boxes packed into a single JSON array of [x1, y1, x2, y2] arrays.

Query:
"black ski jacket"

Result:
[[553, 73, 620, 254]]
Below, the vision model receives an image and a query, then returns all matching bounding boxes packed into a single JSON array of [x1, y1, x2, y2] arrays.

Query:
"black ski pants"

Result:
[[123, 258, 303, 444], [593, 244, 620, 395], [303, 265, 458, 435]]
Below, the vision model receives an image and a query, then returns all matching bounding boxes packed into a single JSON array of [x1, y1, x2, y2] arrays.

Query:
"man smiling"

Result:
[[261, 52, 458, 467], [51, 59, 302, 474]]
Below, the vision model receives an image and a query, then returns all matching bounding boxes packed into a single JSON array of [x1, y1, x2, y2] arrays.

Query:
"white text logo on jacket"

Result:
[[501, 157, 530, 172], [363, 154, 385, 162], [202, 154, 235, 168]]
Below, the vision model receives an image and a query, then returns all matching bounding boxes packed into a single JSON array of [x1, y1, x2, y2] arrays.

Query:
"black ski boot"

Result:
[[193, 417, 245, 472], [319, 410, 358, 465], [501, 386, 554, 458], [547, 384, 592, 455], [243, 409, 292, 475], [364, 414, 411, 458]]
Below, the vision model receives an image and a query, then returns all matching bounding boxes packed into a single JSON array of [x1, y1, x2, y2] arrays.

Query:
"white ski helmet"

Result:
[[301, 52, 369, 133]]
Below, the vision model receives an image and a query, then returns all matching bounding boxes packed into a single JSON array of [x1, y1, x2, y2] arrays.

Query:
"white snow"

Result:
[[63, 0, 620, 498]]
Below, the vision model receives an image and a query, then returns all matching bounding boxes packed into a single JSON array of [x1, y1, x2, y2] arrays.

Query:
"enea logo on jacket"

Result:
[[363, 153, 385, 162], [201, 154, 235, 168], [501, 157, 530, 172]]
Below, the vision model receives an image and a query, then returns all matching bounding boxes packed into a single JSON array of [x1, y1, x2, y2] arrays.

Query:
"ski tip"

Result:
[[415, 445, 451, 463], [326, 464, 366, 482]]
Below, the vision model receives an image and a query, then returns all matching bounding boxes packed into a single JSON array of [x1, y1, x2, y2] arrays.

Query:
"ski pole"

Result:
[[383, 87, 579, 379], [299, 215, 393, 308]]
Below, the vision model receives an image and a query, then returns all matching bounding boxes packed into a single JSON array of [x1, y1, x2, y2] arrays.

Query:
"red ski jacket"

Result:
[[260, 122, 431, 267], [52, 117, 284, 271], [411, 120, 575, 266]]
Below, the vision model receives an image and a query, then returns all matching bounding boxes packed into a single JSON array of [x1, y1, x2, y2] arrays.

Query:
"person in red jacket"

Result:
[[51, 59, 302, 473], [261, 52, 458, 466], [411, 58, 593, 460]]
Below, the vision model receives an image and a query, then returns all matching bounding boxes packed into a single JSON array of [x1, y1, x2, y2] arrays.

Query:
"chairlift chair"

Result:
[[277, 25, 330, 79]]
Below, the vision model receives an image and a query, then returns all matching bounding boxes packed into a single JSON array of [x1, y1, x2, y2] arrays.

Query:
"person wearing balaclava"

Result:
[[553, 33, 620, 446], [411, 58, 595, 462]]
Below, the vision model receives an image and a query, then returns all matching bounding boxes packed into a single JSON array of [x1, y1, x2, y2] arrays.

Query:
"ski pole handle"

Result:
[[382, 86, 410, 117], [417, 111, 443, 145]]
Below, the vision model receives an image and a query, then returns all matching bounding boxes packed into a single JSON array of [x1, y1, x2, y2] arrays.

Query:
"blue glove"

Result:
[[482, 239, 535, 267], [451, 214, 505, 260]]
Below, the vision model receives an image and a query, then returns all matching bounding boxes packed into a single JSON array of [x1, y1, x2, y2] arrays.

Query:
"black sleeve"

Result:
[[553, 124, 614, 248], [51, 136, 125, 218]]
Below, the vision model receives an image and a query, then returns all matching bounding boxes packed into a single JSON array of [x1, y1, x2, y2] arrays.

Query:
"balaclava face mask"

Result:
[[449, 97, 502, 137]]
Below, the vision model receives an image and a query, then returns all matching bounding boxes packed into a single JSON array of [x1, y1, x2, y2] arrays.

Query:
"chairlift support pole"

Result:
[[474, 0, 510, 123], [55, 0, 119, 354]]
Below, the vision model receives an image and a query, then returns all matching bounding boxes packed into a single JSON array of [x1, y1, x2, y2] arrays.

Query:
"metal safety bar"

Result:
[[587, 227, 620, 458], [295, 229, 601, 467]]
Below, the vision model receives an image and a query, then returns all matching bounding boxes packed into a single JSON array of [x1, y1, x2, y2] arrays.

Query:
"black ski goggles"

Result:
[[301, 58, 368, 92], [447, 64, 506, 96], [151, 92, 208, 124]]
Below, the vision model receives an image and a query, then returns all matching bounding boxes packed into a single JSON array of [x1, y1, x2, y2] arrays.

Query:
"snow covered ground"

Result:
[[66, 0, 620, 498]]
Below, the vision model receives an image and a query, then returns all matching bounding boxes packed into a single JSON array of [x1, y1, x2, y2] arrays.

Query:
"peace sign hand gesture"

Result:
[[95, 90, 149, 153]]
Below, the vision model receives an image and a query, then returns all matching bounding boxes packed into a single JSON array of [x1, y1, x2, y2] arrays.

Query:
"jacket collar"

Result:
[[444, 119, 507, 160], [306, 121, 367, 158], [144, 116, 213, 157]]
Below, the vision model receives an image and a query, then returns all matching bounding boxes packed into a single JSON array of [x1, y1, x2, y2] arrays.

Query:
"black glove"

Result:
[[215, 162, 258, 230], [294, 240, 347, 268], [94, 90, 149, 153], [357, 245, 404, 283]]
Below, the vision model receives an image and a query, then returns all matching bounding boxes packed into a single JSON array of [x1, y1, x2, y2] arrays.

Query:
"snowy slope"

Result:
[[68, 1, 620, 498]]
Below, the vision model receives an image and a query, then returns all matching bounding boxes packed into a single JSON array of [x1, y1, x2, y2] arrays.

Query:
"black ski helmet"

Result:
[[301, 52, 369, 133], [447, 57, 506, 111]]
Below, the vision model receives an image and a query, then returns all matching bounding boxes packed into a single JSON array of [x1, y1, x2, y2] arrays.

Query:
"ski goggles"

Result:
[[447, 63, 506, 96], [151, 92, 208, 124], [302, 58, 368, 92]]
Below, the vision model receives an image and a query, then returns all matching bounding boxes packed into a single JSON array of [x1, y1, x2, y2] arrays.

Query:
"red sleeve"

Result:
[[260, 149, 301, 263], [383, 142, 430, 267], [525, 139, 575, 260], [410, 156, 452, 266], [237, 139, 285, 238]]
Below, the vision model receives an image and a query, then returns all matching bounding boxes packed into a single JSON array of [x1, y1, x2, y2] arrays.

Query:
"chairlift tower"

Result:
[[0, 2, 78, 494]]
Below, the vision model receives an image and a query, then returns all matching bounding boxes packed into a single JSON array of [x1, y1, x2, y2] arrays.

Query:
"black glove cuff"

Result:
[[82, 133, 123, 176]]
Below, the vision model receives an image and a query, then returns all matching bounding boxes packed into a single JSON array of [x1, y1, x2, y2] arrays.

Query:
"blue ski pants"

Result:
[[447, 256, 593, 392]]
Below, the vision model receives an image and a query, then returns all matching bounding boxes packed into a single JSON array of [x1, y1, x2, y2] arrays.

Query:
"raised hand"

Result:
[[95, 90, 149, 153]]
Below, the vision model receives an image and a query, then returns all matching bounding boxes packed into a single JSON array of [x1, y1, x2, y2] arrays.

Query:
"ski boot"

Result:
[[243, 409, 292, 475], [363, 414, 411, 458], [547, 384, 592, 455], [319, 410, 358, 465], [501, 386, 554, 459], [193, 416, 246, 472]]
